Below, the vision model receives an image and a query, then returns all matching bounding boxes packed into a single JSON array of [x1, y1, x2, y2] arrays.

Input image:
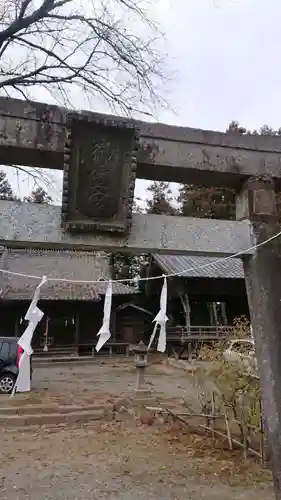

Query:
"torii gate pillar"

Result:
[[237, 178, 281, 498]]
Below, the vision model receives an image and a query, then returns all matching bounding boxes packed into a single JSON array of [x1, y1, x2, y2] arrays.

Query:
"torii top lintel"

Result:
[[1, 96, 281, 188]]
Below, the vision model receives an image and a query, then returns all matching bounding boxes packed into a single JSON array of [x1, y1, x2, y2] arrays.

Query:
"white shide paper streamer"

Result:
[[148, 276, 168, 353], [95, 281, 112, 352], [11, 276, 47, 395]]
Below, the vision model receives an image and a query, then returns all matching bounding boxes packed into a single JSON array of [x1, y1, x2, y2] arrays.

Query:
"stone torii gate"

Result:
[[1, 96, 281, 497]]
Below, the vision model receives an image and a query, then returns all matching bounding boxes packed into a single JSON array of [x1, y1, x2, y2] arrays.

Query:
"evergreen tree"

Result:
[[178, 123, 281, 221], [110, 253, 147, 282], [146, 181, 176, 215], [132, 199, 145, 214], [24, 187, 53, 204], [178, 185, 235, 220], [0, 171, 17, 201], [225, 120, 247, 134]]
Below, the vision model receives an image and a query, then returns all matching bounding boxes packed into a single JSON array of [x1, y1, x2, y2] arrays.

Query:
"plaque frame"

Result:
[[61, 113, 139, 234]]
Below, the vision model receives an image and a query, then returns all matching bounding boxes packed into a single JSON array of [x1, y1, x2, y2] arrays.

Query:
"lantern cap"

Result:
[[132, 341, 148, 354]]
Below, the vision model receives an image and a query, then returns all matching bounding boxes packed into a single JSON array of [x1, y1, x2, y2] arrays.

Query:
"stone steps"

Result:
[[33, 355, 95, 366], [33, 355, 132, 366], [0, 403, 113, 426], [0, 403, 112, 415]]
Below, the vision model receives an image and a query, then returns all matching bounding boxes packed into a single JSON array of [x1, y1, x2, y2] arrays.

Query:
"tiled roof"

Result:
[[0, 248, 136, 300], [152, 254, 244, 279]]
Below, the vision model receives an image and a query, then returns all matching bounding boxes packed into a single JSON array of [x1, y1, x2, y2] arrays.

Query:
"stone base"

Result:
[[115, 405, 136, 423], [130, 389, 156, 407], [133, 388, 151, 398]]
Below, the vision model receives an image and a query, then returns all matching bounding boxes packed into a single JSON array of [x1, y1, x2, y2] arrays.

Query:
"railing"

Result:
[[79, 342, 130, 357], [34, 342, 130, 357], [166, 325, 239, 342]]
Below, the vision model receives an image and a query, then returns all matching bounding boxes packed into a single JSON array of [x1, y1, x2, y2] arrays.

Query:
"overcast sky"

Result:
[[4, 0, 281, 204], [155, 0, 281, 131]]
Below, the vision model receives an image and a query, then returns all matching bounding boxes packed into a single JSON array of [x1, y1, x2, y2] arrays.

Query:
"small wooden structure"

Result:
[[147, 253, 249, 327], [0, 247, 137, 355], [143, 253, 249, 356], [115, 302, 154, 345]]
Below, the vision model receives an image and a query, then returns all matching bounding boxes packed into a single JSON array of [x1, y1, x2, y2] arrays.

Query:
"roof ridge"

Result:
[[6, 247, 109, 257], [152, 254, 244, 279]]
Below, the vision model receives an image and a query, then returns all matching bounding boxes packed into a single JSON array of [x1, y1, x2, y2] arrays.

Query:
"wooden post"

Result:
[[111, 309, 117, 342], [179, 292, 192, 360], [74, 313, 80, 356], [211, 392, 216, 440], [14, 317, 19, 337], [236, 177, 281, 498]]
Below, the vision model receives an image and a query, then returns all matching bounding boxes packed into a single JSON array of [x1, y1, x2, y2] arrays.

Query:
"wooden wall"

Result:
[[0, 297, 142, 349], [116, 307, 151, 345]]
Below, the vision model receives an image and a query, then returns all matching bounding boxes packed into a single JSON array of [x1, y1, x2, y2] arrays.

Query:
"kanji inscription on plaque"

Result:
[[61, 114, 139, 233]]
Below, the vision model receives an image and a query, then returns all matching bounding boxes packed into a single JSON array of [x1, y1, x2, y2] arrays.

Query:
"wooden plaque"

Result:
[[61, 114, 139, 233]]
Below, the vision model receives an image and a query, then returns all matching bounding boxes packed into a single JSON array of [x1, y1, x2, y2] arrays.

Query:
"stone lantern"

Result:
[[133, 341, 148, 391], [133, 341, 150, 399]]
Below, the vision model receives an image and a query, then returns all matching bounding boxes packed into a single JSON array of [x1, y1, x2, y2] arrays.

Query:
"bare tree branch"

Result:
[[0, 0, 166, 194], [11, 165, 57, 191], [6, 164, 61, 204], [0, 0, 166, 115], [17, 0, 32, 20]]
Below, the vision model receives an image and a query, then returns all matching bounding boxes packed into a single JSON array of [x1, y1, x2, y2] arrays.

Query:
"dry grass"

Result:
[[160, 423, 270, 486]]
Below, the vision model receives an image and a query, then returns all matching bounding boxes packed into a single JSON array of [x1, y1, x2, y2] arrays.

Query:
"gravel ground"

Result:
[[0, 360, 274, 499], [0, 421, 273, 500], [0, 359, 199, 408]]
